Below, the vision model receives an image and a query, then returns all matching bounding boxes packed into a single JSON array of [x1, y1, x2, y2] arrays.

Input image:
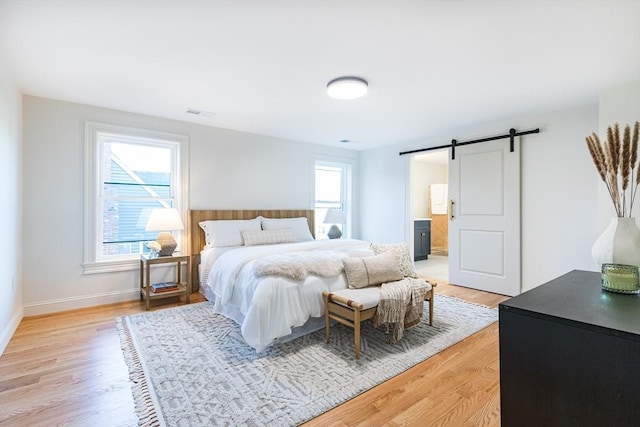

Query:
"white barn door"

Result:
[[448, 138, 521, 296]]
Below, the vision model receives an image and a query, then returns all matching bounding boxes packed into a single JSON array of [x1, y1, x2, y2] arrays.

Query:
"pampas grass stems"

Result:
[[631, 121, 639, 212], [621, 125, 631, 216], [586, 121, 640, 218]]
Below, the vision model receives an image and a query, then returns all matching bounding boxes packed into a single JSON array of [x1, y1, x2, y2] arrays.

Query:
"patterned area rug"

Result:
[[117, 295, 497, 426]]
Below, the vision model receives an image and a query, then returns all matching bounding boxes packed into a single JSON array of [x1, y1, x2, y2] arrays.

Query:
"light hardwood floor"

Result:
[[0, 279, 509, 426]]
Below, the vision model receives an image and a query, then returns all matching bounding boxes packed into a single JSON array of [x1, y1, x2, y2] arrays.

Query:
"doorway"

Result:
[[407, 135, 522, 296], [411, 151, 449, 282]]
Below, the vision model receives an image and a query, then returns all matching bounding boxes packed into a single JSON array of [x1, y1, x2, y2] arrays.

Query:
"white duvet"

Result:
[[200, 239, 372, 352]]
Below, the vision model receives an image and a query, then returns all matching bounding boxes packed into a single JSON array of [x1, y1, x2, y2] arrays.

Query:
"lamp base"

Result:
[[327, 224, 342, 239], [156, 231, 177, 256]]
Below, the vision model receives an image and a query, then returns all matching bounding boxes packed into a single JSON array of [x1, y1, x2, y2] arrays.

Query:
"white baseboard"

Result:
[[0, 306, 24, 356], [23, 289, 139, 317]]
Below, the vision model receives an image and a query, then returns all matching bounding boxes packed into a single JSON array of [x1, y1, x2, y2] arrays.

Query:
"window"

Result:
[[84, 122, 188, 273], [314, 160, 352, 239]]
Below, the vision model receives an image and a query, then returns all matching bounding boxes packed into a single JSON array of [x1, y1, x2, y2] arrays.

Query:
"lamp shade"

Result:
[[145, 208, 184, 256], [323, 208, 346, 225], [145, 208, 184, 232]]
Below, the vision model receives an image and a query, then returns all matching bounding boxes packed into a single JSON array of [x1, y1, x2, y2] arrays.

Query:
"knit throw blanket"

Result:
[[374, 277, 431, 343]]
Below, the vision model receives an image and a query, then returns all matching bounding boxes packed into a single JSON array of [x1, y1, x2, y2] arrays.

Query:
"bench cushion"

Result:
[[330, 287, 381, 310]]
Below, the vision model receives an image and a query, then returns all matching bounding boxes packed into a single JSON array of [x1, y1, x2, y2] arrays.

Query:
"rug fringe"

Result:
[[116, 317, 162, 427]]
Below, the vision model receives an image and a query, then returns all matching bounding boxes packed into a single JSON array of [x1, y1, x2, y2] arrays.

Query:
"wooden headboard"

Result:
[[187, 209, 315, 291]]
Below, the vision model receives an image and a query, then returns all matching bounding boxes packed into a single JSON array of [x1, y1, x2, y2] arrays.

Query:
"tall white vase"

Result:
[[592, 217, 640, 267]]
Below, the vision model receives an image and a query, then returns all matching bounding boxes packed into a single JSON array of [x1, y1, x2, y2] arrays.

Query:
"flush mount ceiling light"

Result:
[[327, 76, 368, 100]]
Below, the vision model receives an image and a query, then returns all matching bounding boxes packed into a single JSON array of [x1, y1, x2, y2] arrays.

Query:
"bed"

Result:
[[187, 210, 374, 352]]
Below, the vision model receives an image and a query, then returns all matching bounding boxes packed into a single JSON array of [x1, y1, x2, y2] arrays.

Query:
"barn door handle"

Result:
[[449, 200, 455, 220]]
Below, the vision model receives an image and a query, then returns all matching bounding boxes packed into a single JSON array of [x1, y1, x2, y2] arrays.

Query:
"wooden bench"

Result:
[[323, 281, 435, 359]]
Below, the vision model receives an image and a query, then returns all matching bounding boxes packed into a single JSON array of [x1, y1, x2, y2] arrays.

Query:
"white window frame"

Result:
[[313, 158, 353, 239], [83, 122, 189, 274]]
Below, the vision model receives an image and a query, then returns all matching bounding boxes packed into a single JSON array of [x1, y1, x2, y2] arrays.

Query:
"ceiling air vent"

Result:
[[186, 108, 215, 118]]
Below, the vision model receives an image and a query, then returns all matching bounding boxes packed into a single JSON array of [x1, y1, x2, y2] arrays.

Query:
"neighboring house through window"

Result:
[[314, 160, 352, 239], [84, 122, 188, 273]]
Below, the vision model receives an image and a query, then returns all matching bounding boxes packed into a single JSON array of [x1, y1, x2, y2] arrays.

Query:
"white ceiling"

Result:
[[1, 1, 639, 150]]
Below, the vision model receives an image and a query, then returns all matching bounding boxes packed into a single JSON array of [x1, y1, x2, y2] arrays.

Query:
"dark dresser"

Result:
[[499, 270, 640, 426]]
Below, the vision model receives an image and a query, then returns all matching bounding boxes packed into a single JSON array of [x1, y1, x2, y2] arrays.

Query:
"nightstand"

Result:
[[139, 253, 191, 310]]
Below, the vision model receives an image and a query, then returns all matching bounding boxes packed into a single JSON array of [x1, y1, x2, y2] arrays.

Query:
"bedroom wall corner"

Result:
[[0, 64, 24, 355]]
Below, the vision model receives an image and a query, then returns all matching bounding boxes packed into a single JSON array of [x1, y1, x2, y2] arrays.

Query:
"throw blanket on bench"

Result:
[[374, 277, 431, 343]]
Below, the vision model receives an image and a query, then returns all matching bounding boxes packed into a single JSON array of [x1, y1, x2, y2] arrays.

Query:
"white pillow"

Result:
[[261, 217, 314, 242], [199, 218, 262, 248], [241, 229, 296, 246]]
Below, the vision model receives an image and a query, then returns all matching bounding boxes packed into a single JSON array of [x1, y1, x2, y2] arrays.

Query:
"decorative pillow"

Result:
[[261, 217, 314, 242], [342, 251, 403, 289], [370, 242, 419, 278], [241, 229, 296, 246], [199, 218, 262, 248]]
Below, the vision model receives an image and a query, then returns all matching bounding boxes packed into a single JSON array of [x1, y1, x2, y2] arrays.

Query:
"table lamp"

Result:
[[145, 208, 184, 256], [323, 208, 346, 239]]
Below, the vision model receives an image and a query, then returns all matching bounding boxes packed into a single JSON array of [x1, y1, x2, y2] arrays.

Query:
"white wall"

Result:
[[22, 96, 358, 315], [189, 127, 359, 210], [360, 101, 599, 293], [520, 104, 599, 290], [0, 63, 23, 354], [412, 158, 447, 218], [597, 80, 640, 231], [359, 145, 409, 243]]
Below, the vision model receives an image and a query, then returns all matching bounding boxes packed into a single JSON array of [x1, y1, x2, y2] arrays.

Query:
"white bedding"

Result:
[[199, 239, 373, 352]]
